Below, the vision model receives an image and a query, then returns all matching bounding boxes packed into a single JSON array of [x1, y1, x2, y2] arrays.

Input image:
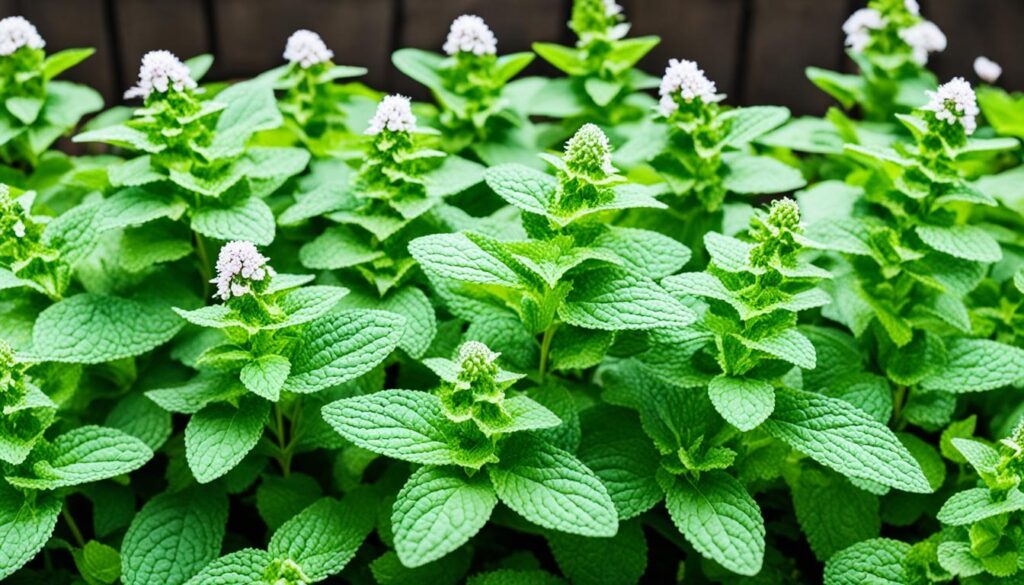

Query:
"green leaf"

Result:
[[721, 106, 791, 147], [547, 519, 648, 585], [410, 233, 524, 288], [707, 376, 775, 432], [483, 164, 556, 217], [590, 226, 691, 279], [951, 437, 1000, 475], [723, 153, 806, 194], [209, 79, 283, 158], [269, 496, 375, 580], [490, 435, 618, 537], [182, 548, 272, 585], [936, 488, 1024, 526], [256, 473, 322, 531], [72, 540, 121, 585], [321, 390, 457, 465], [792, 470, 879, 561], [43, 47, 95, 80], [560, 268, 697, 331], [28, 293, 186, 364], [6, 96, 44, 125], [0, 486, 61, 580], [283, 310, 404, 394], [185, 395, 270, 483], [191, 196, 276, 246], [915, 224, 1002, 263], [763, 388, 932, 493], [584, 77, 622, 107], [920, 339, 1024, 393], [392, 466, 497, 567], [97, 188, 186, 230], [121, 487, 228, 585], [300, 226, 384, 270], [6, 426, 153, 490], [741, 328, 816, 370], [824, 538, 910, 585], [663, 471, 765, 576], [105, 393, 173, 451], [240, 355, 291, 401]]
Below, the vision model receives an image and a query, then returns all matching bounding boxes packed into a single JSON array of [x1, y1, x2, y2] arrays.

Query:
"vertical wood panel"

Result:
[[21, 0, 118, 103], [115, 0, 211, 88], [212, 0, 394, 89], [394, 0, 566, 99], [744, 0, 848, 114], [625, 0, 744, 101], [926, 0, 1023, 92]]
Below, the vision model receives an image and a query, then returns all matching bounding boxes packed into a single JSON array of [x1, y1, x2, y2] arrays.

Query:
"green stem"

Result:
[[194, 230, 212, 299], [274, 403, 290, 477], [538, 323, 558, 384], [892, 385, 907, 429], [61, 504, 86, 548]]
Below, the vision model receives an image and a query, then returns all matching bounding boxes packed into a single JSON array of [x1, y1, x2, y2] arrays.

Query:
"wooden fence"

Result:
[[1, 0, 1020, 115]]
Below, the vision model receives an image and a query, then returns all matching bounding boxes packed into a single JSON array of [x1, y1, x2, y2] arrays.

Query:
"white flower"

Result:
[[210, 241, 274, 301], [904, 0, 920, 16], [13, 220, 25, 238], [442, 15, 497, 57], [365, 94, 417, 135], [658, 58, 719, 116], [0, 16, 45, 57], [283, 29, 334, 68], [974, 56, 1002, 84], [124, 50, 197, 100], [842, 8, 885, 53], [920, 77, 980, 135], [899, 20, 946, 65], [603, 0, 623, 17]]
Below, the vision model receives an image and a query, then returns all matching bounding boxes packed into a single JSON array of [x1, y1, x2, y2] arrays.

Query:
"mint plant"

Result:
[[0, 16, 102, 170], [4, 8, 1024, 585]]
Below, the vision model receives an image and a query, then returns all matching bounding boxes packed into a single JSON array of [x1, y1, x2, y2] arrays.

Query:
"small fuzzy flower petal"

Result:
[[283, 29, 334, 68], [974, 56, 1002, 84], [442, 15, 497, 57], [365, 94, 417, 135], [210, 241, 274, 301], [842, 8, 885, 53], [0, 16, 45, 56], [124, 50, 197, 100], [658, 58, 719, 116], [603, 0, 623, 17], [899, 20, 946, 65], [13, 220, 25, 238], [904, 0, 920, 16], [920, 76, 979, 135]]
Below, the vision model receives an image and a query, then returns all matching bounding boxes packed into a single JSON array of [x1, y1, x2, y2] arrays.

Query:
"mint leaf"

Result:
[[268, 496, 375, 580], [182, 549, 272, 585], [6, 426, 153, 490], [321, 390, 457, 465], [191, 196, 276, 246], [763, 388, 931, 493], [824, 538, 910, 585], [547, 519, 648, 585], [708, 376, 775, 432], [723, 153, 806, 194], [240, 355, 291, 401], [792, 470, 880, 561], [915, 224, 1002, 262], [663, 471, 765, 576], [0, 486, 61, 580], [392, 466, 497, 567], [920, 339, 1024, 393], [490, 435, 618, 537], [560, 268, 696, 330], [936, 487, 1024, 526], [185, 395, 270, 483], [283, 310, 404, 394], [121, 487, 228, 585]]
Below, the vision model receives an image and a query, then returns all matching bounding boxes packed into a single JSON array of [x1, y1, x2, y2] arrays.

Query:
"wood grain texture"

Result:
[[393, 0, 567, 98], [212, 0, 394, 88], [115, 0, 212, 85], [744, 0, 849, 114], [625, 0, 745, 100]]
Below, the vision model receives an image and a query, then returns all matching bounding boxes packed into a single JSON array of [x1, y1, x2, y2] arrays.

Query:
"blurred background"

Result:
[[2, 0, 1020, 115]]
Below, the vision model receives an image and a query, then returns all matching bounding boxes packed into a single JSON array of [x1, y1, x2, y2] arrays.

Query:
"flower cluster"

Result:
[[898, 20, 946, 65], [920, 76, 979, 135], [457, 341, 501, 381], [283, 29, 334, 68], [124, 50, 198, 100], [0, 16, 45, 57], [603, 0, 623, 17], [658, 58, 719, 116], [904, 0, 920, 16], [564, 123, 616, 178], [211, 241, 274, 301], [442, 15, 497, 57], [974, 56, 1002, 84], [365, 94, 417, 135], [842, 8, 885, 53]]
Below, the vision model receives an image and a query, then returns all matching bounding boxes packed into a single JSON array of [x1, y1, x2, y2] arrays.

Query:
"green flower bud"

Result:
[[457, 341, 500, 382], [564, 123, 616, 179]]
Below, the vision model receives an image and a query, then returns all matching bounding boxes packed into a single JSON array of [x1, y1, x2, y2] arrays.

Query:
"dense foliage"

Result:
[[2, 1, 1024, 583]]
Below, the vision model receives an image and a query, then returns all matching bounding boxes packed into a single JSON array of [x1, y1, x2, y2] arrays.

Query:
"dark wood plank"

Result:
[[21, 0, 119, 104], [925, 0, 1023, 92], [115, 0, 211, 88], [212, 0, 394, 89], [744, 0, 849, 114], [625, 0, 745, 102], [394, 0, 567, 98]]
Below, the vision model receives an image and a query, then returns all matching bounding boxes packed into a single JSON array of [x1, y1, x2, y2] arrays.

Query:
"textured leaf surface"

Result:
[[560, 268, 696, 330], [763, 388, 931, 493], [240, 355, 290, 401], [664, 471, 765, 576], [792, 470, 880, 561], [921, 339, 1024, 393], [547, 520, 647, 585], [490, 435, 618, 537], [916, 224, 1002, 262], [269, 496, 375, 580], [121, 488, 228, 585], [708, 376, 775, 431], [185, 396, 270, 483], [824, 538, 909, 585], [0, 487, 61, 580], [936, 487, 1024, 526], [191, 196, 276, 246], [6, 426, 153, 490], [182, 548, 272, 585], [392, 467, 497, 567]]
